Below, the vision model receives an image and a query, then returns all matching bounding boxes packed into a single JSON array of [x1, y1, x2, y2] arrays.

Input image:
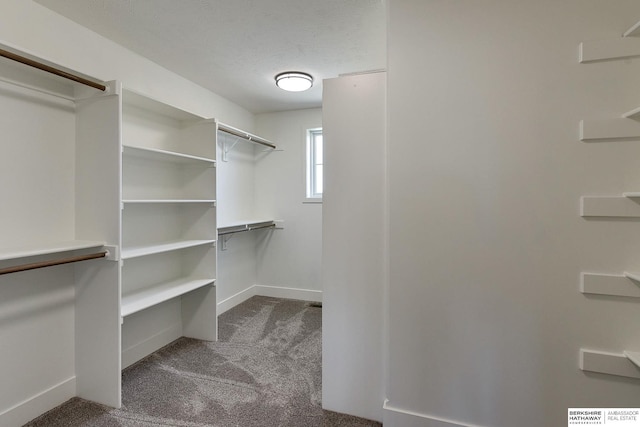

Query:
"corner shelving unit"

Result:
[[120, 88, 218, 369]]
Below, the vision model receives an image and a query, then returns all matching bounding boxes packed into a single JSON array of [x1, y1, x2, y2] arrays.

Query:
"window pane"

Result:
[[314, 165, 323, 195], [314, 134, 323, 164]]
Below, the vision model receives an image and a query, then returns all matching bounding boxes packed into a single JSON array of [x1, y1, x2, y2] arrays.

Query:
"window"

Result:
[[306, 128, 323, 202]]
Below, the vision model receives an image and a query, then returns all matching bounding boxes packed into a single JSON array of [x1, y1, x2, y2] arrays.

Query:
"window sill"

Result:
[[303, 197, 323, 204]]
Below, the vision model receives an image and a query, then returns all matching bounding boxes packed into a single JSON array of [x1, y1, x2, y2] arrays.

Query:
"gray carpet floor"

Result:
[[24, 296, 381, 426]]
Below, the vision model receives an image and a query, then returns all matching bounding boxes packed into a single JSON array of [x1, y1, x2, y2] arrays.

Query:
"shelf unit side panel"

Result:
[[74, 85, 122, 407], [75, 88, 122, 244], [74, 260, 121, 407]]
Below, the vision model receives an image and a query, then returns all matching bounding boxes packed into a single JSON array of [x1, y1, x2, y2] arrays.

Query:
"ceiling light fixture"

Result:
[[275, 71, 313, 92]]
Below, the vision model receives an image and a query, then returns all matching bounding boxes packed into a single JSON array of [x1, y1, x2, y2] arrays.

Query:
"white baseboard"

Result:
[[121, 323, 182, 368], [0, 376, 76, 427], [217, 286, 259, 315], [383, 400, 486, 427], [217, 285, 322, 315], [254, 285, 322, 302]]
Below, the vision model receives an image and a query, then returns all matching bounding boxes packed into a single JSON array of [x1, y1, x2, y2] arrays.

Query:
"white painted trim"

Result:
[[0, 376, 76, 427], [217, 285, 258, 315], [254, 285, 322, 302], [383, 400, 487, 427], [217, 285, 322, 315], [121, 323, 182, 368]]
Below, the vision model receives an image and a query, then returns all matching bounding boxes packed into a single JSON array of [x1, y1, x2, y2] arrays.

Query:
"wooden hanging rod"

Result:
[[0, 48, 106, 91], [0, 251, 107, 276], [218, 123, 277, 149]]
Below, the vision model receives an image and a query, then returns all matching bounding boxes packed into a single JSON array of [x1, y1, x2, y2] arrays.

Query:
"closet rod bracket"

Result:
[[104, 245, 120, 261]]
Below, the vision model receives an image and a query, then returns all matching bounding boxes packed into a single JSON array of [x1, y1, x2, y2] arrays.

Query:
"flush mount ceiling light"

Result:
[[275, 71, 313, 92]]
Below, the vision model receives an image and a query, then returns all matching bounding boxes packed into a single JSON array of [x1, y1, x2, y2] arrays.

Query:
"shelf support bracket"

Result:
[[220, 234, 233, 251], [222, 136, 241, 162]]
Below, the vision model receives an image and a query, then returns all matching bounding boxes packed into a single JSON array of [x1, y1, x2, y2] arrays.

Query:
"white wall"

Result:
[[216, 108, 323, 312], [255, 108, 323, 297], [0, 1, 253, 424], [322, 73, 386, 422], [0, 1, 253, 129], [216, 135, 260, 311], [385, 1, 640, 426]]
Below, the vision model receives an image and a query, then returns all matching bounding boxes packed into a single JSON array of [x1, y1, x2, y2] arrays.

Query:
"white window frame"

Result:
[[305, 128, 323, 203]]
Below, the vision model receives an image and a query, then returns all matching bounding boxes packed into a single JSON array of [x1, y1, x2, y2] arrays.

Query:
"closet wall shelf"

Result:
[[121, 239, 216, 260], [579, 118, 640, 141], [218, 220, 284, 236], [123, 145, 216, 166], [580, 19, 640, 63], [580, 196, 640, 218], [121, 277, 216, 317], [581, 273, 640, 298], [581, 349, 640, 379], [218, 122, 276, 162]]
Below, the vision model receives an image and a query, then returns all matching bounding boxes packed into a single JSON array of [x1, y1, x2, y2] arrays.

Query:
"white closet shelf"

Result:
[[579, 19, 640, 63], [121, 277, 215, 317], [123, 199, 216, 205], [0, 240, 105, 261], [218, 219, 283, 235], [623, 192, 640, 198], [123, 145, 216, 166], [581, 273, 640, 298], [581, 349, 640, 379], [121, 239, 215, 260], [581, 196, 640, 217]]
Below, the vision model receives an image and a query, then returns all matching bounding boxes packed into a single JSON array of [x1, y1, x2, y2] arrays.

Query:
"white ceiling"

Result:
[[35, 0, 387, 114]]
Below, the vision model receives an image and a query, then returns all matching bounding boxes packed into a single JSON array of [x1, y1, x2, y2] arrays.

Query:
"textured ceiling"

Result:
[[35, 0, 387, 113]]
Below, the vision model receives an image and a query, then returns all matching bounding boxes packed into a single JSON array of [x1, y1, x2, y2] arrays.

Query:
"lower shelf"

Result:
[[121, 277, 215, 317]]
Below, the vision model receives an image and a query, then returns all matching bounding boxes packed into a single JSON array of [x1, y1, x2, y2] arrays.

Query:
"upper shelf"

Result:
[[218, 123, 276, 149], [123, 145, 216, 166], [0, 42, 108, 100], [580, 19, 640, 63], [0, 240, 105, 262]]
